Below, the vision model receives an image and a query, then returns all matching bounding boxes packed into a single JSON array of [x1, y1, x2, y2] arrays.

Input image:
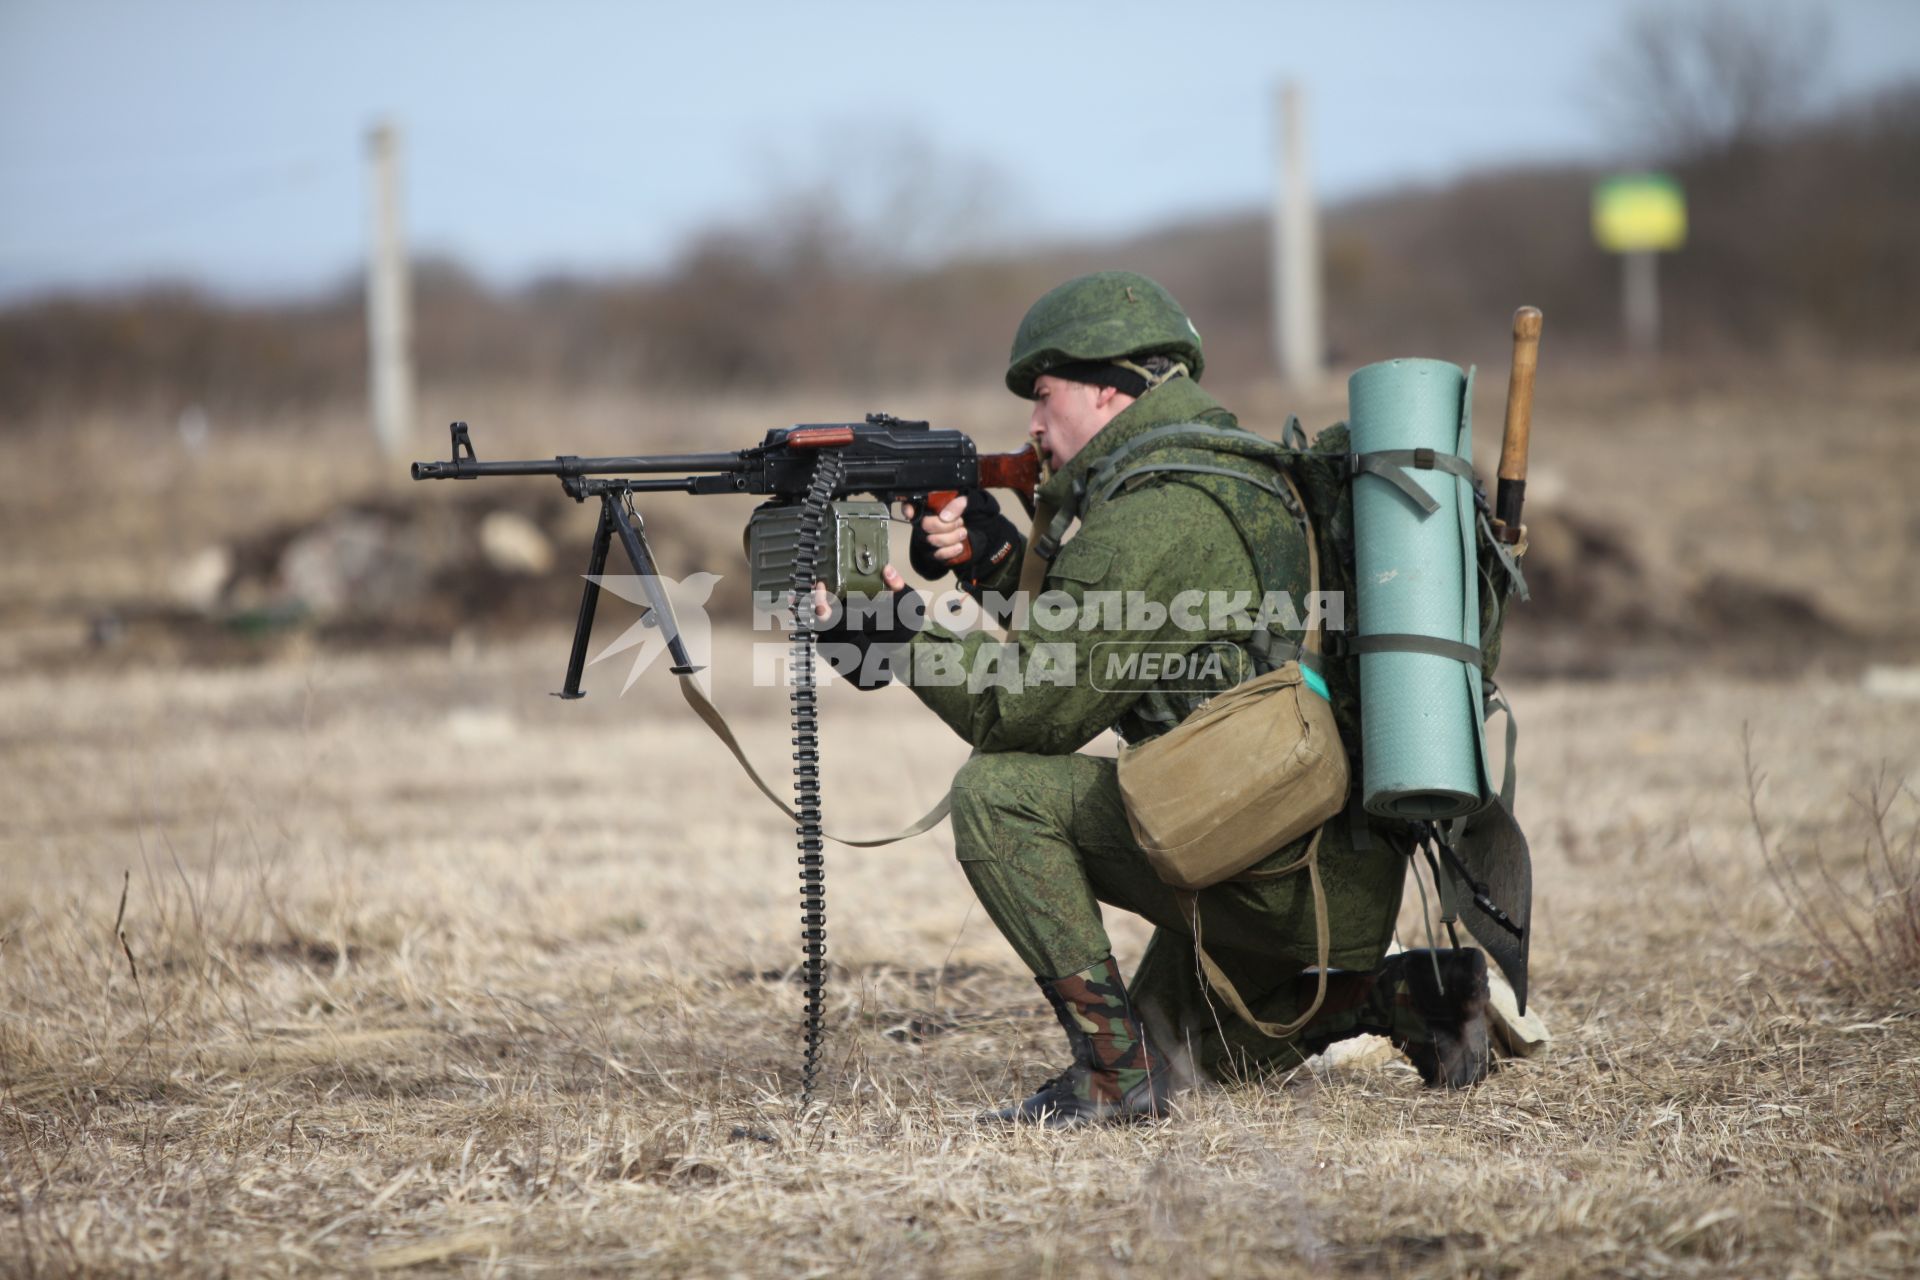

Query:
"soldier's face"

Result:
[[1028, 375, 1132, 470]]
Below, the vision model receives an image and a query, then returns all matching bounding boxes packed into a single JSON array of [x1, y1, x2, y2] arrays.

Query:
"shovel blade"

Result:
[[1448, 796, 1533, 1013]]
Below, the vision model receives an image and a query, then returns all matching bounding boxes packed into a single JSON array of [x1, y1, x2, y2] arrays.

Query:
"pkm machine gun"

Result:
[[413, 413, 1039, 694]]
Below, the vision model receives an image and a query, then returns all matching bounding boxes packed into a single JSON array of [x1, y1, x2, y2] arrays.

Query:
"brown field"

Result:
[[3, 366, 1917, 1277]]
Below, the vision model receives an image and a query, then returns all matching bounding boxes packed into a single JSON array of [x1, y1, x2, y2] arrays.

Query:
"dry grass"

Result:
[[1745, 734, 1920, 1009], [2, 635, 1917, 1278], [3, 371, 1918, 1276]]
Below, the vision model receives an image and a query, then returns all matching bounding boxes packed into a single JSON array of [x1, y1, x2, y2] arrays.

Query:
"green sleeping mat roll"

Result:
[[1348, 358, 1491, 820]]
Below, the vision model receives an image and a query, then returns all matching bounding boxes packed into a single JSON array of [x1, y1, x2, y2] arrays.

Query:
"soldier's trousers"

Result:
[[949, 750, 1408, 1076]]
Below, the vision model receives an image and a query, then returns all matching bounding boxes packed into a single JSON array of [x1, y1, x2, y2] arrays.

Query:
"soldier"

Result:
[[818, 271, 1491, 1127]]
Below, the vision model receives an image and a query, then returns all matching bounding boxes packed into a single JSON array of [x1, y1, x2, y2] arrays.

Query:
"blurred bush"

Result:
[[2, 79, 1913, 423]]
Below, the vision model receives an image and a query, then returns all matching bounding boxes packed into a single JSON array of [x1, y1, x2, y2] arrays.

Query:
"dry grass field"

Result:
[[3, 366, 1917, 1276]]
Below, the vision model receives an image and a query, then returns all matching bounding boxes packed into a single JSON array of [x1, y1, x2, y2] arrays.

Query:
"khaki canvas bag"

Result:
[[1116, 472, 1348, 892], [1114, 470, 1349, 1039]]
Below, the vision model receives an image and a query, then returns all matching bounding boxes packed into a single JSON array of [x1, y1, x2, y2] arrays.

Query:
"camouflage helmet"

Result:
[[1005, 270, 1204, 399]]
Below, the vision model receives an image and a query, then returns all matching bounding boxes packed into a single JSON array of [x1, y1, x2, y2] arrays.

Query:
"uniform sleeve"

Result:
[[902, 483, 1261, 754]]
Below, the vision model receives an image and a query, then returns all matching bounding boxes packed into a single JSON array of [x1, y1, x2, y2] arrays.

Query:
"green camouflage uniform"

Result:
[[904, 375, 1409, 1077]]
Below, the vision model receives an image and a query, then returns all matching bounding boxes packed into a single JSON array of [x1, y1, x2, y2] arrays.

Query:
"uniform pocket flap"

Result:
[[1047, 540, 1115, 586]]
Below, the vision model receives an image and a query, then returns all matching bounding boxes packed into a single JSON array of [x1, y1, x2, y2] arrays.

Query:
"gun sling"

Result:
[[673, 674, 954, 847]]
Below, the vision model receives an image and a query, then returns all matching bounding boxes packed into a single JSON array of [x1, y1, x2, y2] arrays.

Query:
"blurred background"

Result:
[[2, 0, 1916, 680], [8, 11, 1919, 1271]]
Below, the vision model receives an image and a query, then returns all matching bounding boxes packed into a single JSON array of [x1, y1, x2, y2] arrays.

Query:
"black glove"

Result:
[[908, 488, 1022, 596], [812, 585, 925, 691]]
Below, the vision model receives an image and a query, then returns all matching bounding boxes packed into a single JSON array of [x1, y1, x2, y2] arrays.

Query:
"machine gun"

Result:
[[414, 414, 1037, 691], [412, 413, 1040, 1102]]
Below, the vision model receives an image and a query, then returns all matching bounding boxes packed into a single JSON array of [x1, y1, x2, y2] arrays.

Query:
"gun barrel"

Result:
[[411, 451, 744, 481]]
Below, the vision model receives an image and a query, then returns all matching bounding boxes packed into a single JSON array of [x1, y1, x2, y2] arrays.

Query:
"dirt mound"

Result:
[[64, 480, 1869, 681], [1501, 506, 1865, 678], [65, 484, 757, 669]]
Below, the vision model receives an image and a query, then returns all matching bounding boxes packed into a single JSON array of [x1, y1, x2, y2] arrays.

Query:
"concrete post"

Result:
[[1623, 249, 1660, 357], [367, 120, 413, 456], [1272, 82, 1324, 387]]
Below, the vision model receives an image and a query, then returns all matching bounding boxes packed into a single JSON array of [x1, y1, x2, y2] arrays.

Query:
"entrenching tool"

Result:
[[1432, 305, 1545, 1012]]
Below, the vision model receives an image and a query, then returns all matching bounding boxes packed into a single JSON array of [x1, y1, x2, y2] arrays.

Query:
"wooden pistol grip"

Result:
[[917, 491, 967, 560], [914, 446, 1043, 568], [912, 490, 971, 563]]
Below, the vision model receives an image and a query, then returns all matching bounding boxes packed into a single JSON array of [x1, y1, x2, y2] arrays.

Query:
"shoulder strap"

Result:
[[1177, 827, 1330, 1040], [1132, 448, 1325, 675], [1098, 461, 1283, 505], [1282, 471, 1322, 658], [1086, 421, 1291, 495]]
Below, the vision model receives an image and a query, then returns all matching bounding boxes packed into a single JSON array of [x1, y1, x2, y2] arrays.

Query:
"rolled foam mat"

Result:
[[1348, 358, 1490, 819]]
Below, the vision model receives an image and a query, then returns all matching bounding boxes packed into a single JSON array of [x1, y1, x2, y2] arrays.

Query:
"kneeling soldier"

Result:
[[819, 272, 1492, 1126]]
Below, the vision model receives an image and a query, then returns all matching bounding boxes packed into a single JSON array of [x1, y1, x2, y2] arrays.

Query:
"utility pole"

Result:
[[1271, 81, 1324, 388], [366, 120, 413, 457]]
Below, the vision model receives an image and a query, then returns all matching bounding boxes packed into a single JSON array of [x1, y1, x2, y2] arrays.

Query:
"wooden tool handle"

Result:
[[1500, 307, 1542, 484], [1493, 307, 1542, 543]]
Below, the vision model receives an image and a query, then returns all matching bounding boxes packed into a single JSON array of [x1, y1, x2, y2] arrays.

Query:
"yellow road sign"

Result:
[[1592, 174, 1687, 254]]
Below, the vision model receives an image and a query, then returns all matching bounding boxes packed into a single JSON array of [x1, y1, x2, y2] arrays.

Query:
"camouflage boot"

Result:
[[1303, 948, 1493, 1088], [983, 955, 1173, 1128]]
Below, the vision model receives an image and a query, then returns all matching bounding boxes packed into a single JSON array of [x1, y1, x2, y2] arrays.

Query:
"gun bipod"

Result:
[[553, 490, 702, 701]]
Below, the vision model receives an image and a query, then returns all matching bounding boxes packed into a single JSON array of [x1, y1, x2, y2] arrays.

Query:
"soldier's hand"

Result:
[[907, 490, 1020, 591], [810, 567, 918, 691], [906, 496, 972, 572], [811, 567, 907, 620]]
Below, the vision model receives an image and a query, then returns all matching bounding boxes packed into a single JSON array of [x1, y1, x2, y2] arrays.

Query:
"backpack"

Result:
[[1278, 415, 1529, 804]]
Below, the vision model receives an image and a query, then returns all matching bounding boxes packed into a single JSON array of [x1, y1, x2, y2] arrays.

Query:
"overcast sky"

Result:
[[3, 0, 1916, 301]]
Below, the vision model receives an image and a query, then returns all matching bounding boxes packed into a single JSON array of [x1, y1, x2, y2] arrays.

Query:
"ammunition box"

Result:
[[746, 500, 891, 603]]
